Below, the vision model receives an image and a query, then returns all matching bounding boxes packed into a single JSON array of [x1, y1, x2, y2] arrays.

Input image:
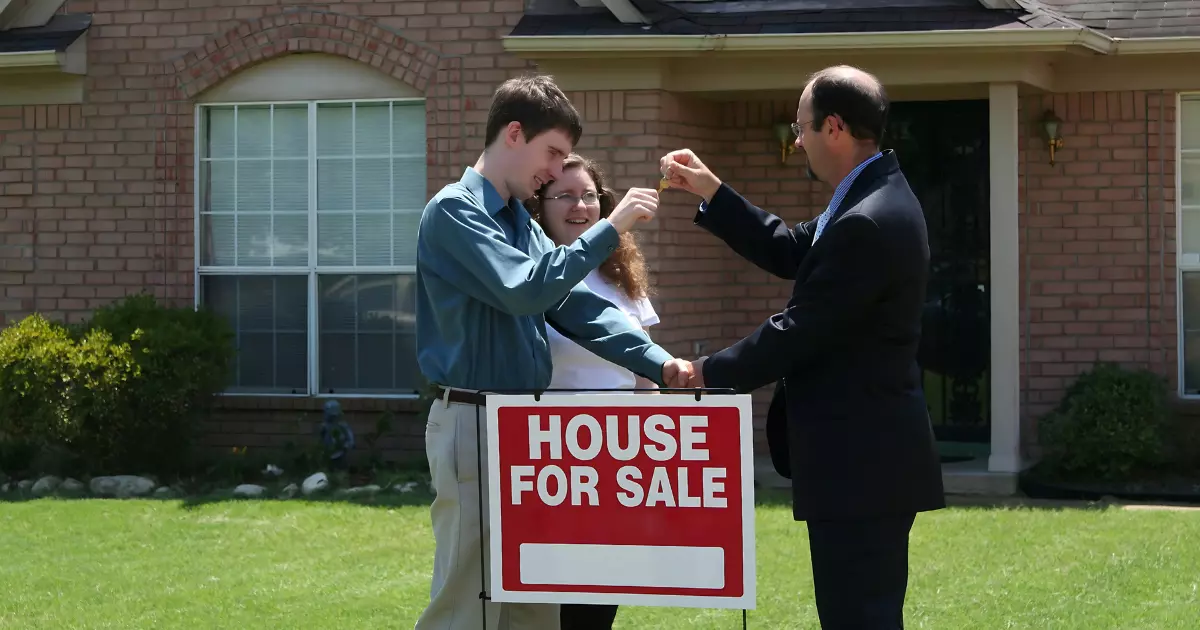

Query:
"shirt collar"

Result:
[[832, 151, 883, 201], [460, 167, 511, 217]]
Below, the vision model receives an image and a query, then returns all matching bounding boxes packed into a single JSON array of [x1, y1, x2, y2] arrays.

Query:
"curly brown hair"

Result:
[[527, 153, 653, 301]]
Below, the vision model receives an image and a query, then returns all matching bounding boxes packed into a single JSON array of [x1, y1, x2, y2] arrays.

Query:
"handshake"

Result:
[[606, 149, 724, 234], [660, 357, 708, 389]]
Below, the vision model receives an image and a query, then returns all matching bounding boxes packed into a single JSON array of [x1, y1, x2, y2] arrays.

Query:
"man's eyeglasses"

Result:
[[792, 120, 811, 137], [545, 191, 600, 206]]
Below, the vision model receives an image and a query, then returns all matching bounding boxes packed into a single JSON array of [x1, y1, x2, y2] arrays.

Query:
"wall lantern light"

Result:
[[1040, 110, 1064, 165], [772, 121, 797, 165]]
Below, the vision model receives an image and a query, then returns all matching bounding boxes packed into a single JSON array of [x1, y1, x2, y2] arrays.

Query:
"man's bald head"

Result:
[[802, 64, 889, 146]]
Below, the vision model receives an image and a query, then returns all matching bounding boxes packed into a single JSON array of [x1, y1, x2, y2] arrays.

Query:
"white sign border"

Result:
[[484, 392, 756, 610]]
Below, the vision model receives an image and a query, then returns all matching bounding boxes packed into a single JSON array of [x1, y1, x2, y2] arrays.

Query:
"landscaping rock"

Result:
[[336, 484, 380, 498], [154, 486, 176, 498], [393, 481, 419, 493], [31, 476, 62, 496], [89, 475, 156, 498], [59, 478, 85, 493], [263, 464, 283, 477], [279, 483, 299, 499], [301, 473, 328, 496], [233, 484, 267, 498], [1, 482, 10, 492], [17, 479, 33, 493]]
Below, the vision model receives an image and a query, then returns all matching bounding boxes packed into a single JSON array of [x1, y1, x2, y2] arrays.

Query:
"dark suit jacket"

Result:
[[695, 150, 946, 522]]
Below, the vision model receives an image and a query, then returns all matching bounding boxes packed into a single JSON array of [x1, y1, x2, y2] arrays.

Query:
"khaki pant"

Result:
[[415, 399, 561, 630]]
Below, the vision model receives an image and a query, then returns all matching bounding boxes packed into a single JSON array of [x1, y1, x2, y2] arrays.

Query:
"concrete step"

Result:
[[752, 456, 1019, 497]]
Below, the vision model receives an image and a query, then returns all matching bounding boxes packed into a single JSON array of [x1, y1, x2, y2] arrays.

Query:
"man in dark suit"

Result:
[[659, 65, 945, 629]]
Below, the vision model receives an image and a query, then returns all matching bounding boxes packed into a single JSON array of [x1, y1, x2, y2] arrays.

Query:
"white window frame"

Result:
[[193, 97, 426, 400], [1178, 92, 1200, 398]]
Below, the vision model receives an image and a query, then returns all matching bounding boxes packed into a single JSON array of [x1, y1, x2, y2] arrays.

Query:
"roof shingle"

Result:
[[514, 1, 1039, 36], [514, 0, 1200, 39], [1037, 0, 1200, 37]]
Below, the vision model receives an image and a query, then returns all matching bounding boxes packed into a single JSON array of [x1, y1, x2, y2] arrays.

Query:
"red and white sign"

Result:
[[485, 393, 755, 609]]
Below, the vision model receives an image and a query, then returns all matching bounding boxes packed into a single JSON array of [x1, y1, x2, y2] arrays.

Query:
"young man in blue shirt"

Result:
[[413, 74, 692, 630]]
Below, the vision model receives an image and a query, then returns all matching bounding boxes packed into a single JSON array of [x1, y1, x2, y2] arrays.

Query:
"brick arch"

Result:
[[166, 7, 446, 100]]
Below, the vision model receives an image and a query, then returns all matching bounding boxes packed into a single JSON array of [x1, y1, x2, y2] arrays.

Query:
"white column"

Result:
[[988, 82, 1023, 473]]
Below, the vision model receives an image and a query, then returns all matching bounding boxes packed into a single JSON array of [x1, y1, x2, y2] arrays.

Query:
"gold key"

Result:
[[657, 177, 670, 193]]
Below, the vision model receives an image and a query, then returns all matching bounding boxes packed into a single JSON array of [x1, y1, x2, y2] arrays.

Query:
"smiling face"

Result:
[[538, 165, 602, 246], [502, 123, 575, 201]]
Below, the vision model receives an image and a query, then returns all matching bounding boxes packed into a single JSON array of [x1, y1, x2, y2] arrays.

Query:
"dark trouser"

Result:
[[805, 513, 917, 630], [560, 603, 618, 630]]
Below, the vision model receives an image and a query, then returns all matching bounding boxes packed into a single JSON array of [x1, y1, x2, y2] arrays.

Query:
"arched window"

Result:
[[195, 53, 427, 397]]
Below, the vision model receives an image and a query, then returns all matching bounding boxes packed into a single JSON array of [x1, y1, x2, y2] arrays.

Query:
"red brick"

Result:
[[1019, 91, 1177, 434]]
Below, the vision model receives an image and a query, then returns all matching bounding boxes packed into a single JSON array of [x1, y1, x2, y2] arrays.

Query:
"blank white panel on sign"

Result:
[[519, 543, 725, 590]]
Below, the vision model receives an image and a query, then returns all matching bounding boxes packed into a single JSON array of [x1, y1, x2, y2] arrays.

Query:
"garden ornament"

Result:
[[319, 400, 355, 469]]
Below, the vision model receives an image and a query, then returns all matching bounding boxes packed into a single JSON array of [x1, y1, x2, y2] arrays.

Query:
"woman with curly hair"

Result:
[[526, 152, 661, 629]]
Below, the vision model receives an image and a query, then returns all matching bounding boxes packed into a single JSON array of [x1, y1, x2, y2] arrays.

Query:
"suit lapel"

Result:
[[799, 150, 901, 277], [826, 149, 900, 227]]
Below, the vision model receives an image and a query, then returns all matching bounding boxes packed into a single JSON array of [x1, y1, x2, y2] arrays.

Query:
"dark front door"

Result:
[[883, 100, 991, 445]]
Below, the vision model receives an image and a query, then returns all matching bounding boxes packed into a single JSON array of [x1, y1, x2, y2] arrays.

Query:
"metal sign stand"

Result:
[[469, 387, 750, 630]]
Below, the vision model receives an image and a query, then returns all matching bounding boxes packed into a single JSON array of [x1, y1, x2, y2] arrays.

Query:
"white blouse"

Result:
[[546, 269, 659, 392]]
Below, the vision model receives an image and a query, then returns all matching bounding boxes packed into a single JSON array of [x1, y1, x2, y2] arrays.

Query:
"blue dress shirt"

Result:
[[415, 167, 673, 391]]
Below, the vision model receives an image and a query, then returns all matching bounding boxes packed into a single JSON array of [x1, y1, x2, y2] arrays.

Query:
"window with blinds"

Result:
[[196, 99, 427, 396]]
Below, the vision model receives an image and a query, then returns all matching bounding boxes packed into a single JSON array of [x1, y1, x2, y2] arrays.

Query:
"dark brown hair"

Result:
[[527, 153, 653, 301], [485, 74, 583, 148]]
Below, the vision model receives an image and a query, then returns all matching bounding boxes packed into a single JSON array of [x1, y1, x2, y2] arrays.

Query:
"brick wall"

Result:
[[1018, 91, 1177, 449], [1, 0, 532, 322], [0, 0, 532, 463]]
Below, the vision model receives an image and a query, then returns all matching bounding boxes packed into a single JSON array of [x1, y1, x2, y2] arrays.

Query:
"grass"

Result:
[[1, 491, 1198, 629]]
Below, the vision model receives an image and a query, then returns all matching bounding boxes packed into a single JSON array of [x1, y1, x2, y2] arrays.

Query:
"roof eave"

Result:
[[0, 31, 87, 75], [503, 28, 1117, 58], [1111, 36, 1200, 55], [0, 49, 59, 69]]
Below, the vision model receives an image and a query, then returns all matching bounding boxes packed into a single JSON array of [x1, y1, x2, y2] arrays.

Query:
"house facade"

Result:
[[2, 0, 1197, 492]]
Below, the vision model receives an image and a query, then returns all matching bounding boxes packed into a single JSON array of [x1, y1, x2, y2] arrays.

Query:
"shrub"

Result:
[[0, 294, 235, 478], [0, 316, 142, 477], [65, 327, 144, 475], [73, 294, 236, 476], [0, 315, 75, 447], [1037, 362, 1170, 481]]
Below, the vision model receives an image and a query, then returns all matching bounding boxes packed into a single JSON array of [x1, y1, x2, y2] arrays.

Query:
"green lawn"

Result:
[[1, 492, 1197, 629]]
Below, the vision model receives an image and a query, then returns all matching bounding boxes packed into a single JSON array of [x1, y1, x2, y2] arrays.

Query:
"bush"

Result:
[[0, 316, 142, 477], [73, 294, 235, 476], [1037, 362, 1170, 481], [0, 294, 236, 479], [0, 315, 76, 447], [66, 327, 145, 475]]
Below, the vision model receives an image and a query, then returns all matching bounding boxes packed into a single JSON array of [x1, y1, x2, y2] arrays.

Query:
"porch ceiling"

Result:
[[530, 50, 1061, 94]]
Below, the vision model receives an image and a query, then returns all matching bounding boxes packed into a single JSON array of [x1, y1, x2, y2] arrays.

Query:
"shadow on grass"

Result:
[[753, 483, 1199, 512], [176, 489, 438, 510], [0, 488, 440, 509], [5, 480, 1195, 512]]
